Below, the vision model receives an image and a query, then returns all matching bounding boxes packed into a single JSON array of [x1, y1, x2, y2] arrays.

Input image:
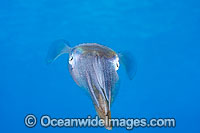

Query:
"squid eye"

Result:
[[69, 56, 73, 65], [116, 62, 119, 68], [113, 56, 120, 71], [69, 56, 73, 61], [116, 62, 120, 70]]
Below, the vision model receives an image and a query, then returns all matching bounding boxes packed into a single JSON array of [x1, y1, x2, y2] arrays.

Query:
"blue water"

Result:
[[0, 0, 200, 133]]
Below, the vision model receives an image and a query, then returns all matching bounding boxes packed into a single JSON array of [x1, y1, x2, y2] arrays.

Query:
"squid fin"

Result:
[[46, 39, 71, 64], [118, 51, 137, 80]]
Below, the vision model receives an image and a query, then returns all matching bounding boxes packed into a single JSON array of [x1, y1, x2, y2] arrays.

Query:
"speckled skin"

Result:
[[68, 43, 120, 130]]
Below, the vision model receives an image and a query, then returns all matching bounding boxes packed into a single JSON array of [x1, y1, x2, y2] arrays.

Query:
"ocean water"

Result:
[[0, 0, 200, 133]]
